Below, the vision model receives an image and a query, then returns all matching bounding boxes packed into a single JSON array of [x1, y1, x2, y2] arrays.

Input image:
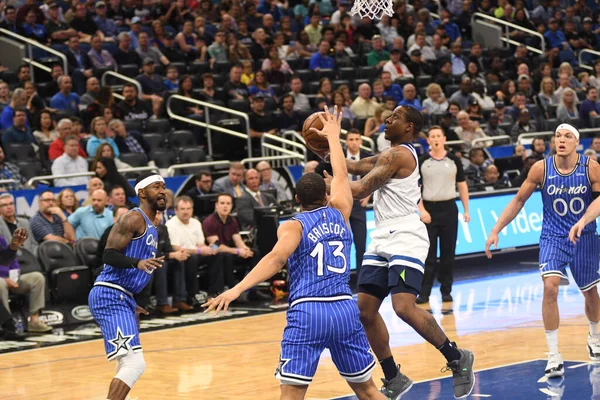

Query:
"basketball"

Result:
[[302, 111, 330, 160]]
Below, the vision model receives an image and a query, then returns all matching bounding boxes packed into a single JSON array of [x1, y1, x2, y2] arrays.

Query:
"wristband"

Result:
[[237, 248, 240, 256], [197, 247, 201, 255]]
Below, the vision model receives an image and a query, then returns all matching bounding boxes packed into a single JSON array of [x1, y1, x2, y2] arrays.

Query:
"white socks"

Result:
[[590, 320, 599, 336], [546, 329, 559, 354]]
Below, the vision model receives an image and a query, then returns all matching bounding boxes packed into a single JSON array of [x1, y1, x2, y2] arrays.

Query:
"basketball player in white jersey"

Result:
[[330, 106, 475, 399]]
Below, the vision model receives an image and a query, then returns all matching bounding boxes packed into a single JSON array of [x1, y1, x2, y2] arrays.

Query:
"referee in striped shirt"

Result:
[[417, 126, 470, 304]]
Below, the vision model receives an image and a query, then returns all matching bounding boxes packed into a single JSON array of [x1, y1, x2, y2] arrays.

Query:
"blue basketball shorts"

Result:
[[539, 233, 600, 291], [88, 284, 142, 361], [275, 299, 376, 385]]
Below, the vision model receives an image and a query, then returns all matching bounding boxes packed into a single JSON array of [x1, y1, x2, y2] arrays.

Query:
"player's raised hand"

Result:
[[484, 232, 499, 259], [308, 105, 343, 140], [137, 256, 165, 273], [202, 288, 241, 316], [569, 221, 586, 244]]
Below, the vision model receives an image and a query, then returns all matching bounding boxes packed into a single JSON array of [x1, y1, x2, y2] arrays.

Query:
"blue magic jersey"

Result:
[[542, 155, 596, 237], [287, 206, 353, 305], [96, 208, 159, 294]]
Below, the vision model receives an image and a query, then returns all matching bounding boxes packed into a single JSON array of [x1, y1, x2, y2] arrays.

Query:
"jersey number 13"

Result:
[[310, 241, 347, 276]]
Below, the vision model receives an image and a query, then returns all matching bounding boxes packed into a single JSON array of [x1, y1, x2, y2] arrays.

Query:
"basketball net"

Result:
[[350, 0, 394, 20]]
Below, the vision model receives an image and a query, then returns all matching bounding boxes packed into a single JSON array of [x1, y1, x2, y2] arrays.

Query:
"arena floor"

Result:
[[0, 255, 596, 399]]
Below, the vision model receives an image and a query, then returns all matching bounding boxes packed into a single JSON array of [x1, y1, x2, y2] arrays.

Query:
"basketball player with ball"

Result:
[[303, 106, 475, 399]]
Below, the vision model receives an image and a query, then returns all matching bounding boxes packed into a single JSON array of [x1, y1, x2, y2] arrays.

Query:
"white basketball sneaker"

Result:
[[588, 334, 600, 361], [545, 353, 565, 378]]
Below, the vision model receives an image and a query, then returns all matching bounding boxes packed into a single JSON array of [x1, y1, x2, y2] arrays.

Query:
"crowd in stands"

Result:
[[1, 0, 600, 337]]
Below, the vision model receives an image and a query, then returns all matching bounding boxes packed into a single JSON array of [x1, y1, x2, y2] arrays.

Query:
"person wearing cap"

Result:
[[159, 32, 186, 63], [517, 74, 535, 103], [382, 48, 413, 81], [69, 2, 104, 43], [581, 17, 598, 50], [544, 18, 571, 50], [367, 35, 390, 69], [510, 107, 537, 142], [135, 58, 167, 100], [44, 2, 77, 44], [94, 0, 117, 39], [127, 16, 143, 50], [449, 77, 475, 110]]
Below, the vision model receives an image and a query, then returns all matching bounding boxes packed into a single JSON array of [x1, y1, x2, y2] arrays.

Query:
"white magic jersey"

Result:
[[372, 143, 421, 225]]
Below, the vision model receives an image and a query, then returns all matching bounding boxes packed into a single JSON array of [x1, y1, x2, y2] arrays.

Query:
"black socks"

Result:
[[380, 356, 399, 380], [438, 338, 461, 363]]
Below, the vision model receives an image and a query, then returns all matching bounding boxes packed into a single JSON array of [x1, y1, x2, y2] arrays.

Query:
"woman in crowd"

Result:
[[364, 105, 387, 137], [422, 83, 449, 115], [0, 81, 9, 109], [248, 70, 277, 99], [315, 78, 333, 104], [337, 85, 353, 107], [86, 117, 120, 158], [466, 100, 484, 123], [57, 188, 79, 217], [33, 110, 58, 145], [496, 79, 517, 107], [94, 143, 131, 170], [151, 20, 167, 49], [227, 33, 251, 64], [330, 90, 354, 120], [558, 62, 582, 90], [537, 76, 560, 118], [23, 80, 46, 118], [556, 88, 580, 123], [92, 157, 135, 197]]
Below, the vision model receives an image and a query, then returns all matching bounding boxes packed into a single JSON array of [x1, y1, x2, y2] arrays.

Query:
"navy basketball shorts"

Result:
[[89, 285, 142, 361], [539, 233, 600, 291], [275, 299, 376, 385]]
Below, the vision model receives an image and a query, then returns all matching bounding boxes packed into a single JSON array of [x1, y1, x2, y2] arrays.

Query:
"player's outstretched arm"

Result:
[[570, 160, 600, 243], [485, 160, 543, 258], [202, 221, 302, 315], [311, 106, 353, 220], [103, 212, 164, 272], [349, 147, 410, 199]]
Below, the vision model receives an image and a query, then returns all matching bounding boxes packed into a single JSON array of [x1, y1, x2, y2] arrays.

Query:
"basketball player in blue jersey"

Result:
[[88, 172, 167, 400], [338, 106, 474, 400], [486, 124, 600, 378], [203, 106, 386, 400]]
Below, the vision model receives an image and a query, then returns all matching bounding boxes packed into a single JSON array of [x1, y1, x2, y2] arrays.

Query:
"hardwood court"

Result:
[[0, 269, 596, 399]]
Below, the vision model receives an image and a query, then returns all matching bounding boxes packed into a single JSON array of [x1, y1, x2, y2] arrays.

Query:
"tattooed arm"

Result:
[[349, 148, 412, 199], [346, 154, 380, 176]]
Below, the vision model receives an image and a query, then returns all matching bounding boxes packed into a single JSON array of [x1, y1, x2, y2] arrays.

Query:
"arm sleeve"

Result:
[[67, 208, 81, 228], [448, 153, 466, 182], [103, 248, 140, 269]]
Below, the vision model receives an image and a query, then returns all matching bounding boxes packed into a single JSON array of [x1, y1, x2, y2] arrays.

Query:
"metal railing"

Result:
[[261, 133, 307, 167], [241, 155, 304, 168], [579, 49, 600, 71], [0, 28, 68, 81], [27, 166, 159, 187], [166, 95, 252, 159], [0, 179, 20, 186], [101, 71, 143, 99], [472, 135, 511, 149], [166, 160, 231, 177], [471, 12, 545, 54], [517, 131, 554, 143]]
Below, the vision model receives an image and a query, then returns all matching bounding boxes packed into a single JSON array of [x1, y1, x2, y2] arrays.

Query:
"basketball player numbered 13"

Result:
[[486, 124, 600, 379], [203, 106, 388, 400], [88, 172, 167, 400], [324, 105, 474, 400]]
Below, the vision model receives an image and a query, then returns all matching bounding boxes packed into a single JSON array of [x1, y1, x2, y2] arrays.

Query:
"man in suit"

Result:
[[0, 193, 38, 255], [236, 169, 277, 230], [315, 129, 370, 275], [186, 171, 214, 198], [212, 162, 246, 198]]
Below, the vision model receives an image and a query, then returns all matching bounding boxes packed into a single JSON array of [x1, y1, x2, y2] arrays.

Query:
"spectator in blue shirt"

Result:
[[2, 108, 35, 147], [309, 40, 336, 71], [544, 18, 571, 50], [128, 17, 142, 50], [68, 189, 113, 240], [50, 75, 81, 112], [0, 88, 28, 130], [580, 87, 600, 128], [433, 9, 461, 43], [380, 71, 404, 104], [93, 1, 117, 39], [398, 84, 423, 111], [21, 9, 46, 43], [163, 65, 179, 92]]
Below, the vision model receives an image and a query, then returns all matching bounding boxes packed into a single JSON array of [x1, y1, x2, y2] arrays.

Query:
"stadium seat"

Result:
[[358, 66, 377, 80], [569, 117, 582, 129], [16, 248, 43, 274], [591, 115, 600, 128], [499, 122, 513, 136], [123, 119, 144, 133], [339, 67, 356, 81], [169, 130, 196, 148], [38, 241, 91, 303], [75, 238, 100, 270], [119, 152, 148, 167], [146, 118, 171, 133], [416, 75, 433, 89], [228, 99, 250, 113], [308, 81, 321, 94], [214, 61, 232, 73], [6, 143, 35, 162], [150, 149, 177, 168], [317, 68, 336, 80], [296, 69, 314, 83], [354, 117, 368, 133], [179, 148, 206, 164], [341, 118, 352, 131], [142, 133, 167, 150], [544, 118, 560, 131], [17, 161, 44, 180], [118, 64, 140, 78], [332, 79, 350, 90], [189, 61, 211, 75], [352, 79, 370, 90], [36, 81, 55, 98], [170, 62, 187, 75], [263, 97, 276, 112]]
